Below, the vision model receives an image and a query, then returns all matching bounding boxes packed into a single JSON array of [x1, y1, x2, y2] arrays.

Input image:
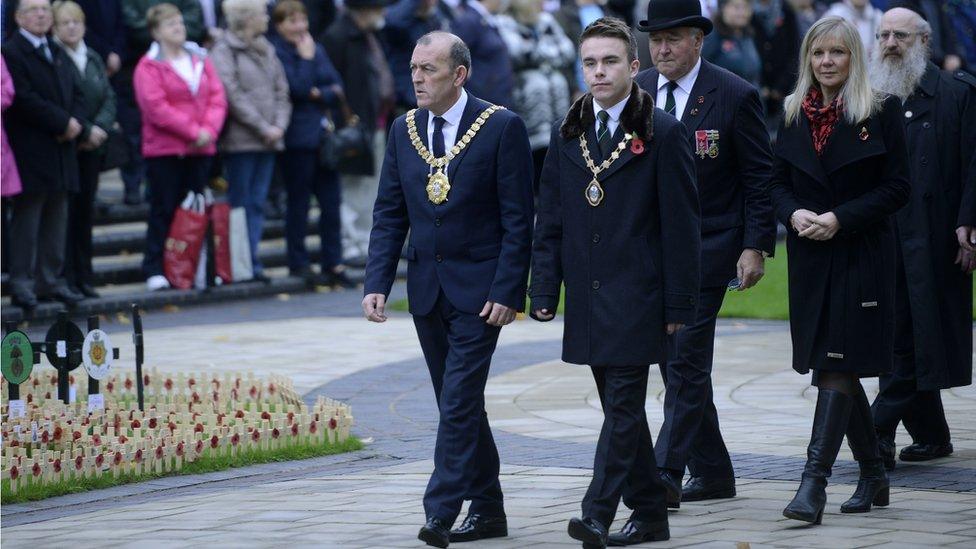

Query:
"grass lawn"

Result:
[[390, 242, 976, 320], [1, 437, 363, 504]]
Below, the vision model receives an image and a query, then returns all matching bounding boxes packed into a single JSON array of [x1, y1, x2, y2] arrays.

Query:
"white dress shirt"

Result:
[[427, 88, 469, 155], [656, 57, 702, 121], [592, 95, 629, 139]]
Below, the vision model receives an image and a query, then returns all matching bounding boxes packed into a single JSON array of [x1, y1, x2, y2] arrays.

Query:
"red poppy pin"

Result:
[[630, 137, 645, 155], [859, 127, 869, 141]]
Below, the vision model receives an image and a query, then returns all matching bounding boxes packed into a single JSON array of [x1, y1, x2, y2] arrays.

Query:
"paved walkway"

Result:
[[3, 289, 975, 547]]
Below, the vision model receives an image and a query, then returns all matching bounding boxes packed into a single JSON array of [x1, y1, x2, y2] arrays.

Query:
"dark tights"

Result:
[[816, 371, 860, 396]]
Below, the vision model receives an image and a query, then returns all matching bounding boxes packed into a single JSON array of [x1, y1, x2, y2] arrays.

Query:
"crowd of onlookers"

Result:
[[1, 0, 974, 311]]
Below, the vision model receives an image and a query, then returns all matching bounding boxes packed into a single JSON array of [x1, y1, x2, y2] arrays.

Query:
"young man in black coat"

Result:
[[531, 17, 700, 548], [633, 0, 776, 506], [867, 5, 976, 468], [2, 0, 87, 310]]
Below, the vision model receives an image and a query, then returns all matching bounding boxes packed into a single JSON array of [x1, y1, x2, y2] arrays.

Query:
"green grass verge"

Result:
[[388, 242, 976, 319], [1, 437, 363, 504]]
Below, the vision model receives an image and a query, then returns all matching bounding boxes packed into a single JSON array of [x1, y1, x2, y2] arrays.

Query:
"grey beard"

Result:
[[869, 44, 928, 101]]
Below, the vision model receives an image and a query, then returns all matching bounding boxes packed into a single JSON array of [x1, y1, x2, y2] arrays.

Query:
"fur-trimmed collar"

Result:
[[560, 82, 655, 142]]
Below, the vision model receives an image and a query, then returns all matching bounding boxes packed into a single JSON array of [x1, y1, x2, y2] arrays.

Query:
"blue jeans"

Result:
[[224, 151, 276, 275], [279, 149, 342, 271]]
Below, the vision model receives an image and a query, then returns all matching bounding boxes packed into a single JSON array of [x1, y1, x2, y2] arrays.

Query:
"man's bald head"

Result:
[[416, 31, 471, 74], [871, 6, 930, 100]]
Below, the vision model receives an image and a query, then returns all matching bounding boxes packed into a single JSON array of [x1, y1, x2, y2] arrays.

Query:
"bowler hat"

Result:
[[638, 0, 713, 35], [345, 0, 390, 9]]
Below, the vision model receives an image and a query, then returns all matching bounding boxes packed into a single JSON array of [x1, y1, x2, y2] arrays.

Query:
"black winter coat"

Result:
[[769, 94, 911, 376], [2, 33, 85, 194], [530, 86, 701, 367], [895, 64, 976, 390]]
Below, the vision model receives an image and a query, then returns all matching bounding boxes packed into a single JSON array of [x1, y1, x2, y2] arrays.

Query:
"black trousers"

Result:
[[872, 256, 951, 445], [8, 190, 69, 297], [413, 292, 504, 524], [587, 365, 668, 528], [141, 155, 211, 278], [656, 286, 734, 479], [65, 150, 102, 288], [279, 149, 342, 272]]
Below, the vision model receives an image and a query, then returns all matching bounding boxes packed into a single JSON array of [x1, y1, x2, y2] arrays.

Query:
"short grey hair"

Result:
[[222, 0, 266, 31], [914, 13, 932, 37], [417, 31, 471, 73]]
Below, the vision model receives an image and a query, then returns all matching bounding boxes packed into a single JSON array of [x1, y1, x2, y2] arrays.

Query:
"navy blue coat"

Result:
[[77, 0, 126, 60], [382, 0, 452, 107], [530, 87, 701, 367], [636, 60, 776, 288], [452, 3, 514, 108], [271, 35, 343, 151], [364, 94, 535, 315]]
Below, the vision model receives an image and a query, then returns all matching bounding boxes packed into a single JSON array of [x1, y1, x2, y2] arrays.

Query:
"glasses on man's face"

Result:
[[876, 30, 915, 42]]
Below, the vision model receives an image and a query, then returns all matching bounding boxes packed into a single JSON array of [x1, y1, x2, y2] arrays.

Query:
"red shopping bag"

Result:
[[164, 192, 209, 289], [210, 202, 232, 283]]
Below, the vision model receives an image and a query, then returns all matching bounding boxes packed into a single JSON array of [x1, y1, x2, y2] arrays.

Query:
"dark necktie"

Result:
[[596, 110, 612, 160], [664, 80, 678, 117], [38, 42, 52, 62], [432, 116, 446, 158]]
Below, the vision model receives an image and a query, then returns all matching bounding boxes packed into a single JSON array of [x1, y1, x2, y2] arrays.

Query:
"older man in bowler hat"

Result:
[[633, 0, 776, 507]]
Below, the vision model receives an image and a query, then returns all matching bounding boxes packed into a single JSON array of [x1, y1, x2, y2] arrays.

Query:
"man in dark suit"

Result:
[[633, 0, 776, 506], [452, 0, 514, 107], [362, 31, 534, 548], [531, 17, 700, 548], [2, 0, 87, 310], [868, 5, 976, 468]]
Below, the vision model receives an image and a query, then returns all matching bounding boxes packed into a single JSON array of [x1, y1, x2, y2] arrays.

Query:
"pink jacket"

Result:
[[134, 43, 227, 158], [1, 55, 22, 197]]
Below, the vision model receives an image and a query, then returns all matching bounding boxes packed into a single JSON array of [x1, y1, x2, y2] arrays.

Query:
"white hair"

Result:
[[784, 16, 883, 126], [868, 34, 929, 101], [222, 0, 266, 31]]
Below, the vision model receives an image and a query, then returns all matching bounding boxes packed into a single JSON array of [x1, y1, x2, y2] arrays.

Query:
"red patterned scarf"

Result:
[[801, 87, 843, 156]]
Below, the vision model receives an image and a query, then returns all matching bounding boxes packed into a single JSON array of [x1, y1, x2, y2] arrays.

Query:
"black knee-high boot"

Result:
[[841, 385, 890, 513], [783, 390, 853, 524]]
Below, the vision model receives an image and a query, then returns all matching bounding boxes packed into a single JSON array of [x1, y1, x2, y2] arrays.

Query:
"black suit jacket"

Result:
[[530, 87, 701, 366], [2, 32, 84, 194], [636, 59, 776, 288]]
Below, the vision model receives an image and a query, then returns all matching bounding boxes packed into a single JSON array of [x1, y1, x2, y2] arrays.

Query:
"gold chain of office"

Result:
[[579, 132, 634, 207], [406, 105, 504, 204]]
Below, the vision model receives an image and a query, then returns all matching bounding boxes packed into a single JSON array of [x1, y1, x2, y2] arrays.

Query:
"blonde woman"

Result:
[[210, 0, 292, 282], [768, 16, 910, 524]]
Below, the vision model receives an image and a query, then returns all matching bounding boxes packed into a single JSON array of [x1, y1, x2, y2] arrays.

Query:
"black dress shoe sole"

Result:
[[607, 529, 670, 546], [449, 524, 507, 542], [681, 487, 736, 502], [418, 528, 450, 548], [568, 520, 606, 548], [899, 449, 952, 462]]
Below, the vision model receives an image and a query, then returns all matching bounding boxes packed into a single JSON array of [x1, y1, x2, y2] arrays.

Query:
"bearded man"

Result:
[[867, 4, 976, 469]]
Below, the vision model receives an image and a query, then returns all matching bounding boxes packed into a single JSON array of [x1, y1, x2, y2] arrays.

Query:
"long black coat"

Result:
[[895, 64, 976, 390], [530, 86, 701, 367], [2, 33, 84, 194], [769, 95, 911, 376], [636, 60, 776, 287]]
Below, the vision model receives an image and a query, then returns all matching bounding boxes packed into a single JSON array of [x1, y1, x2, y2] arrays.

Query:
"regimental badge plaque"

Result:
[[82, 329, 113, 380], [1, 330, 34, 385]]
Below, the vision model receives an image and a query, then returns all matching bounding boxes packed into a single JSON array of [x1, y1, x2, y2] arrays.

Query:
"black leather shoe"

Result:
[[659, 469, 681, 509], [75, 283, 100, 299], [878, 436, 896, 471], [568, 517, 608, 549], [418, 517, 451, 548], [11, 292, 38, 310], [608, 518, 670, 546], [251, 273, 272, 284], [681, 476, 736, 502], [449, 514, 507, 542], [899, 442, 953, 462], [41, 287, 84, 307], [319, 269, 356, 289]]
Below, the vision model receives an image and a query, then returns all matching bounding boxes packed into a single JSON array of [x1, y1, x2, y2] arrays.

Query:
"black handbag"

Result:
[[319, 98, 374, 176]]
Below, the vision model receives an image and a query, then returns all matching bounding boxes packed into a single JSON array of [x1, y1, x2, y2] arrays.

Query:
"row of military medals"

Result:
[[580, 132, 634, 207], [406, 106, 503, 204]]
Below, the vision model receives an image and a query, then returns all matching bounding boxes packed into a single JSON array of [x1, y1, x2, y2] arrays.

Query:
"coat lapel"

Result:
[[903, 63, 939, 123], [447, 96, 487, 181], [820, 116, 886, 175], [597, 125, 636, 181], [776, 116, 829, 184], [681, 61, 718, 130]]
